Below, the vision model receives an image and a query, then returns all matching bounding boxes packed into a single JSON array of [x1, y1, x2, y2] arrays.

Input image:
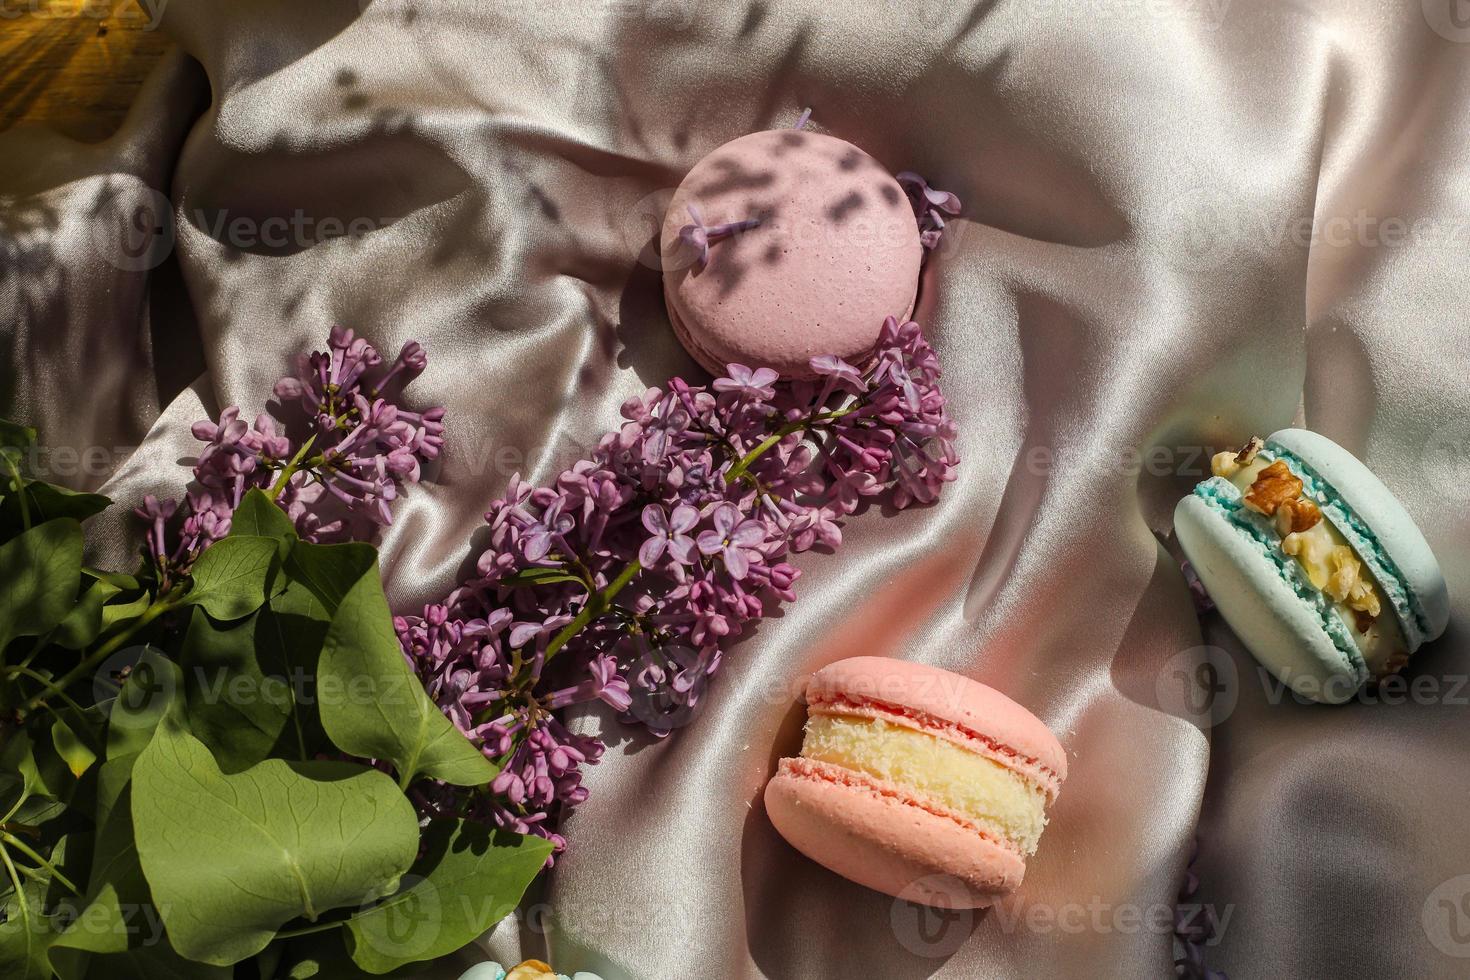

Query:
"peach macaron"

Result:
[[764, 657, 1067, 909], [660, 128, 923, 379]]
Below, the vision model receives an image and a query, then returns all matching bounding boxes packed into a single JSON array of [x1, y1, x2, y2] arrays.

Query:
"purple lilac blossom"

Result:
[[676, 204, 762, 271], [135, 327, 441, 590], [398, 316, 957, 859], [896, 170, 962, 253]]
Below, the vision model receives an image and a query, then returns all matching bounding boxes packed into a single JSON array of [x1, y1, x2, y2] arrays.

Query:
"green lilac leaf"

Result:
[[0, 728, 65, 801], [180, 609, 291, 773], [1, 482, 112, 527], [346, 819, 553, 973], [283, 541, 378, 614], [100, 590, 152, 632], [258, 577, 333, 761], [52, 782, 148, 957], [184, 535, 278, 620], [131, 721, 419, 966], [0, 518, 83, 652], [49, 715, 96, 778], [0, 879, 54, 980], [229, 489, 297, 543], [103, 647, 181, 762], [0, 418, 37, 454], [318, 567, 498, 788], [53, 575, 124, 650]]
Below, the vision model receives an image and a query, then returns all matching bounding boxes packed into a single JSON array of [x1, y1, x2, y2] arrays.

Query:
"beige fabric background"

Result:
[[4, 1, 1470, 977]]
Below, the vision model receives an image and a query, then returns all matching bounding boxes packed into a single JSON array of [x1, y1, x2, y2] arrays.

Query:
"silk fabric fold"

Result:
[[3, 1, 1470, 977]]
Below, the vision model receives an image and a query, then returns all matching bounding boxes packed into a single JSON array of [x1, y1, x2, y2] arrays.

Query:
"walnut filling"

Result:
[[1210, 443, 1406, 676]]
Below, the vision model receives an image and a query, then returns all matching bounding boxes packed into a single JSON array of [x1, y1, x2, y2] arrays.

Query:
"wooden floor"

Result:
[[0, 0, 170, 142]]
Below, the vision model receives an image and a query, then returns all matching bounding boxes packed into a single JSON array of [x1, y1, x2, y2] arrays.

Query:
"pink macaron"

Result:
[[660, 128, 923, 379], [764, 657, 1067, 909]]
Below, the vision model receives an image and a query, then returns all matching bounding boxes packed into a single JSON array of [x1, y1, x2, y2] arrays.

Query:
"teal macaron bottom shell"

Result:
[[1175, 479, 1368, 704]]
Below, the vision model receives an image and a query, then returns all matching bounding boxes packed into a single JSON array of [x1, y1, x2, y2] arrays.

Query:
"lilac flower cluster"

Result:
[[897, 171, 962, 253], [397, 316, 958, 857], [1175, 840, 1228, 979], [136, 327, 442, 590]]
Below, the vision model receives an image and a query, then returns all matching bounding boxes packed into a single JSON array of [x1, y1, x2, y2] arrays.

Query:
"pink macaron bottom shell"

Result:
[[764, 757, 1026, 909]]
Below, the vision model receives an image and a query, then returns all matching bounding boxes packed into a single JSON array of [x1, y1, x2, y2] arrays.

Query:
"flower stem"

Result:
[[725, 406, 858, 483], [1, 452, 29, 531], [2, 833, 80, 895], [269, 435, 317, 501], [543, 560, 642, 662], [0, 847, 29, 928], [21, 590, 184, 714]]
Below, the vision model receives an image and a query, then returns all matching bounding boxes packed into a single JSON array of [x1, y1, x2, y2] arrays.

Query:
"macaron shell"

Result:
[[1266, 428, 1449, 642], [804, 656, 1067, 784], [1175, 493, 1364, 704], [660, 129, 921, 379], [764, 764, 1024, 909]]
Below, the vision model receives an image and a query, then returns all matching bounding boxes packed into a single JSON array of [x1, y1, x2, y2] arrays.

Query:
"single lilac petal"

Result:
[[667, 536, 696, 564], [722, 545, 750, 579], [638, 534, 668, 567], [729, 521, 764, 548], [641, 503, 669, 535], [696, 529, 725, 555], [710, 502, 739, 537], [669, 503, 699, 533]]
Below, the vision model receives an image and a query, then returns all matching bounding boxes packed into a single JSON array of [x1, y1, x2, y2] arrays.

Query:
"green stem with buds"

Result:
[[725, 405, 859, 483], [543, 559, 642, 663], [269, 435, 318, 500]]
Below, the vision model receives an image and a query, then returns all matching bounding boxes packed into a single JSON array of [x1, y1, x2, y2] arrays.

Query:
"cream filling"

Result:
[[799, 714, 1048, 855], [1212, 453, 1407, 674]]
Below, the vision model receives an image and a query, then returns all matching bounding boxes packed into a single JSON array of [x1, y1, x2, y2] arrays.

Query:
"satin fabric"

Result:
[[4, 1, 1470, 977]]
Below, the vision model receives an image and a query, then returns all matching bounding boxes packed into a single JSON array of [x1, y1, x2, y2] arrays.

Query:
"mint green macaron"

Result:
[[1175, 429, 1448, 704]]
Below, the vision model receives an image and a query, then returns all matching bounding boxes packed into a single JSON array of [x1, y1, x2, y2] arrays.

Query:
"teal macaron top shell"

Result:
[[1263, 428, 1448, 649]]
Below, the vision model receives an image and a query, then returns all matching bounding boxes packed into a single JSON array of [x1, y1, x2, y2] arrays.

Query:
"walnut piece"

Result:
[[1234, 436, 1264, 465], [506, 963, 558, 980], [1274, 496, 1323, 534], [1244, 460, 1304, 516]]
